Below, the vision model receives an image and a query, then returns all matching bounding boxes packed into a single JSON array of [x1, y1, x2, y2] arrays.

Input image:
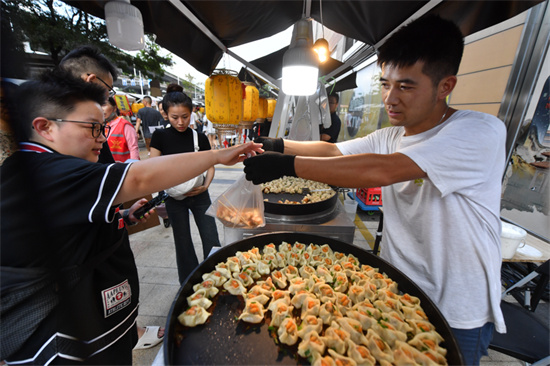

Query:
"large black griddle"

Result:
[[262, 189, 338, 216], [164, 232, 464, 365]]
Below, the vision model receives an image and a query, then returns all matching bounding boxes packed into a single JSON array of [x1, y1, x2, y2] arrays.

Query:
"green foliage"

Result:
[[1, 0, 171, 78]]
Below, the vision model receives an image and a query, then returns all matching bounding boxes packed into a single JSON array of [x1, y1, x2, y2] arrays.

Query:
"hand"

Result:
[[243, 152, 296, 184], [254, 137, 284, 153], [185, 185, 206, 197], [215, 141, 264, 165], [127, 198, 151, 224]]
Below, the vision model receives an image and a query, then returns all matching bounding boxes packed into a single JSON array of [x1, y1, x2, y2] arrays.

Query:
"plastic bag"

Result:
[[165, 173, 205, 200], [206, 174, 265, 228]]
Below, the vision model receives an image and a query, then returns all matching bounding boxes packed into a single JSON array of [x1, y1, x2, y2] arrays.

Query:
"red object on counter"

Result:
[[357, 187, 382, 206]]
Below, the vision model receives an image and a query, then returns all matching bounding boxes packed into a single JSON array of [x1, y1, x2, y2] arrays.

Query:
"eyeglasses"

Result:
[[50, 119, 111, 138], [88, 74, 116, 97]]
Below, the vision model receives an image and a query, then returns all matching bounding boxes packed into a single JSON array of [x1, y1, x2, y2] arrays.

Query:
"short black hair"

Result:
[[14, 69, 106, 141], [328, 93, 339, 103], [60, 45, 118, 82], [377, 15, 464, 85], [162, 92, 193, 114]]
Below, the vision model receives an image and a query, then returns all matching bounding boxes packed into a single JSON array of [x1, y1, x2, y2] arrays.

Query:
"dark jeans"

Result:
[[165, 191, 220, 284], [452, 322, 494, 366]]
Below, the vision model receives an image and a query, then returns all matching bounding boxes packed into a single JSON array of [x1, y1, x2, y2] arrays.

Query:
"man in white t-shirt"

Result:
[[244, 15, 506, 365]]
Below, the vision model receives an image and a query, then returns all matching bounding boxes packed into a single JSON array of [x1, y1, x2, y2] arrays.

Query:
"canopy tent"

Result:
[[63, 0, 543, 88]]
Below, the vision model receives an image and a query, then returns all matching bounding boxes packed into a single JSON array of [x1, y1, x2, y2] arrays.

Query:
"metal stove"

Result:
[[224, 200, 356, 245]]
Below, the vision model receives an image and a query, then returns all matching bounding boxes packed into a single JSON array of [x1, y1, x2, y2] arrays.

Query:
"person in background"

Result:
[[158, 101, 170, 128], [204, 113, 219, 149], [244, 15, 505, 365], [103, 97, 140, 162], [60, 45, 118, 164], [320, 93, 342, 143], [134, 96, 162, 151], [0, 70, 262, 364], [149, 91, 221, 284]]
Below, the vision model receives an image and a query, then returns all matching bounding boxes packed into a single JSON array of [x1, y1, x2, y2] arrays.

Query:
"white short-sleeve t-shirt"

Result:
[[337, 110, 506, 332]]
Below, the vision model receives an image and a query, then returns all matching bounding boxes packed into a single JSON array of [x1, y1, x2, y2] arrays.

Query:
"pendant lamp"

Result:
[[282, 18, 319, 96], [105, 0, 145, 50], [313, 38, 329, 63]]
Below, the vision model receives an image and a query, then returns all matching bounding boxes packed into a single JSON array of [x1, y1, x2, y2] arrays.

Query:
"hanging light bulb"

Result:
[[282, 18, 319, 96], [105, 0, 145, 51], [313, 38, 329, 63]]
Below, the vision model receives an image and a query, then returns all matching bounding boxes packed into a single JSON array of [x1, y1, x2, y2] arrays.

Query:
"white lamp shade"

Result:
[[105, 0, 145, 51], [282, 65, 318, 96]]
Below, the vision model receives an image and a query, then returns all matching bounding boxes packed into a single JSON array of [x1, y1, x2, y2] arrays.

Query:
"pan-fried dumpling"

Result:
[[249, 283, 274, 298], [346, 339, 376, 366], [270, 302, 294, 327], [283, 265, 300, 280], [331, 263, 344, 273], [392, 340, 439, 366], [291, 290, 315, 308], [244, 288, 270, 305], [178, 305, 210, 327], [292, 241, 306, 253], [288, 251, 307, 267], [271, 270, 288, 288], [297, 331, 326, 359], [288, 277, 311, 294], [234, 271, 254, 287], [335, 293, 352, 315], [318, 301, 343, 325], [350, 271, 369, 283], [268, 290, 291, 311], [408, 332, 446, 356], [275, 251, 287, 268], [345, 309, 378, 331], [202, 270, 228, 286], [223, 278, 246, 296], [242, 263, 261, 279], [192, 280, 219, 298], [361, 280, 378, 302], [312, 354, 337, 366], [309, 255, 324, 267], [348, 284, 367, 304], [247, 247, 262, 261], [256, 277, 276, 294], [360, 264, 378, 276], [239, 300, 266, 323], [262, 253, 278, 270], [384, 311, 414, 333], [327, 348, 358, 366], [256, 260, 271, 275], [322, 323, 350, 354], [187, 289, 213, 309], [322, 256, 334, 267], [377, 288, 399, 302], [235, 250, 254, 266], [402, 306, 429, 321], [406, 318, 435, 335], [352, 300, 382, 320], [399, 293, 421, 308], [373, 298, 401, 313], [306, 243, 321, 256], [263, 243, 277, 254], [316, 283, 337, 303], [333, 251, 346, 262], [341, 261, 358, 277], [316, 265, 333, 283], [297, 315, 323, 338], [279, 241, 293, 253], [299, 265, 317, 279], [214, 262, 232, 278], [374, 319, 407, 347], [335, 317, 367, 345], [365, 329, 394, 364], [319, 244, 333, 257], [300, 297, 321, 319], [226, 256, 241, 273], [333, 272, 349, 293], [278, 317, 299, 346]]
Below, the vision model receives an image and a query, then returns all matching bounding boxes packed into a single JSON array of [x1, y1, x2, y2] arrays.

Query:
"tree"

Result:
[[1, 0, 172, 78]]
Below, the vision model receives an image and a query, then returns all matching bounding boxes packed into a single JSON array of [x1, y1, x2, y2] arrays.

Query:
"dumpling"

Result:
[[270, 302, 294, 327], [384, 311, 414, 334], [226, 256, 241, 273], [192, 280, 219, 298], [247, 247, 262, 261], [297, 315, 323, 338], [242, 263, 261, 279], [256, 277, 276, 295], [291, 290, 315, 308], [262, 253, 278, 270], [345, 309, 378, 331], [312, 354, 337, 366], [316, 283, 337, 303], [299, 265, 317, 279], [360, 264, 378, 277], [214, 262, 232, 278], [263, 243, 277, 254], [364, 329, 394, 364], [239, 300, 266, 323], [178, 305, 210, 327], [319, 244, 333, 257], [335, 317, 367, 345], [352, 300, 382, 320], [300, 297, 321, 319], [187, 289, 213, 309], [279, 241, 293, 253], [268, 290, 291, 311], [402, 306, 429, 321], [234, 271, 254, 287], [408, 332, 446, 356], [322, 323, 350, 354], [271, 270, 288, 288], [278, 317, 299, 345], [318, 301, 343, 325], [288, 251, 307, 267], [333, 272, 349, 293], [256, 260, 271, 275], [316, 265, 333, 283], [202, 270, 228, 286], [288, 277, 311, 295], [283, 265, 300, 280], [235, 250, 254, 265], [297, 331, 326, 359], [306, 243, 321, 256], [327, 348, 358, 366], [292, 241, 306, 253], [373, 318, 407, 347], [335, 292, 353, 315], [377, 288, 400, 302], [244, 287, 270, 305], [373, 298, 401, 313], [399, 293, 421, 308], [274, 251, 287, 268], [346, 339, 376, 366], [348, 284, 367, 304], [223, 278, 246, 296], [392, 340, 440, 366], [406, 318, 435, 335]]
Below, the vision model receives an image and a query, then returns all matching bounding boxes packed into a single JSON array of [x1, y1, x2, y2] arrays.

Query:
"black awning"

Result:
[[63, 0, 543, 79]]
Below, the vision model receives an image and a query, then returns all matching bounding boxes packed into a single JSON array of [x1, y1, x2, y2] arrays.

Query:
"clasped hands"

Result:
[[243, 137, 297, 185]]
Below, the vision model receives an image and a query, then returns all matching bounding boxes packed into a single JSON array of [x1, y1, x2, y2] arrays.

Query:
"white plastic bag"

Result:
[[165, 174, 205, 200], [206, 175, 265, 228]]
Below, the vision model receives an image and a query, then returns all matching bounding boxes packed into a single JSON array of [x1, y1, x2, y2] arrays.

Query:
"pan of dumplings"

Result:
[[261, 177, 338, 216], [164, 232, 464, 365]]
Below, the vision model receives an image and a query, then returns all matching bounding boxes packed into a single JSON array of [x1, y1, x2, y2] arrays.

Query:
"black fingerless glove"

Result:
[[254, 137, 284, 153], [243, 152, 296, 184]]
